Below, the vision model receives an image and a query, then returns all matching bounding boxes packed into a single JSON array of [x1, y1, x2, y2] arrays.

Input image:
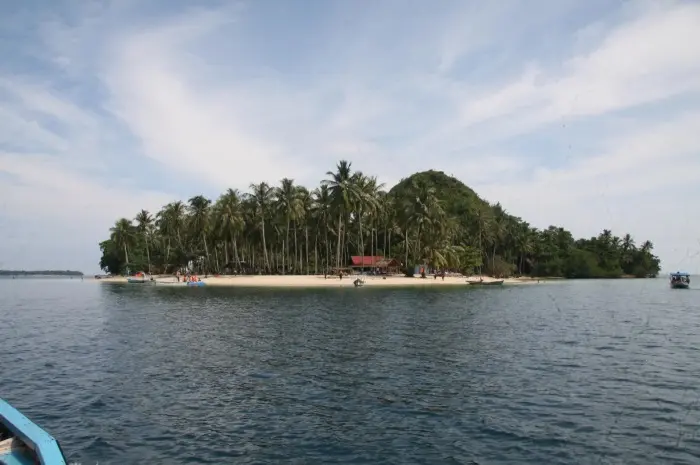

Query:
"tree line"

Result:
[[99, 162, 661, 279], [0, 270, 83, 276]]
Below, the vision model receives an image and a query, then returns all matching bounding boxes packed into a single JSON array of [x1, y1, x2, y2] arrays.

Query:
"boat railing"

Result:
[[0, 399, 67, 464]]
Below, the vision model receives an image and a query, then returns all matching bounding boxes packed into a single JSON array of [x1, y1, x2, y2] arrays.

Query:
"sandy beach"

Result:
[[96, 274, 544, 288]]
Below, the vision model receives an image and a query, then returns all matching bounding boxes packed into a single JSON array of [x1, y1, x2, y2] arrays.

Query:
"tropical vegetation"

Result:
[[98, 163, 661, 279]]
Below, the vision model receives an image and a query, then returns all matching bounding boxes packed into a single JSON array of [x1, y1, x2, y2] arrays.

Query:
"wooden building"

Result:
[[350, 256, 401, 275]]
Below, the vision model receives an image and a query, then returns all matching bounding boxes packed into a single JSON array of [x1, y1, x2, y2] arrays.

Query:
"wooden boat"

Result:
[[468, 279, 505, 286], [0, 398, 68, 464], [127, 271, 153, 284], [670, 272, 690, 289]]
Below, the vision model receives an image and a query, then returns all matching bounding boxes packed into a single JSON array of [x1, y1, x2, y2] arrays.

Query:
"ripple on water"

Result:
[[2, 279, 700, 464]]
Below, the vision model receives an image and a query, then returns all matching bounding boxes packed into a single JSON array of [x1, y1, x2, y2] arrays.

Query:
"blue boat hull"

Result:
[[187, 281, 205, 287], [0, 399, 67, 464]]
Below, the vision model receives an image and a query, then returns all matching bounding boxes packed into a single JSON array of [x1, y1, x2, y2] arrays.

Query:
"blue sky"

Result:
[[1, 0, 699, 274]]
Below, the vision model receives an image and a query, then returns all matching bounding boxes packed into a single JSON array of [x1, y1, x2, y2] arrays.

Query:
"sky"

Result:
[[1, 0, 699, 274]]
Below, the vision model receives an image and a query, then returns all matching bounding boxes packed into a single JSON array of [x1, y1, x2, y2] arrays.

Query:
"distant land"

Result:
[[98, 164, 661, 279], [0, 270, 84, 277]]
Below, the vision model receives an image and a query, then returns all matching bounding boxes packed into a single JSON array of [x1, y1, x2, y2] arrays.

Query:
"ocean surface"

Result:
[[1, 278, 699, 464]]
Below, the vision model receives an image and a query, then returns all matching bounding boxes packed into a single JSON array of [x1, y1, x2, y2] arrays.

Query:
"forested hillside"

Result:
[[98, 162, 661, 278]]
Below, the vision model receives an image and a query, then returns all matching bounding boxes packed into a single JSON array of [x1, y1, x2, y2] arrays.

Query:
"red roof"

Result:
[[350, 256, 385, 266]]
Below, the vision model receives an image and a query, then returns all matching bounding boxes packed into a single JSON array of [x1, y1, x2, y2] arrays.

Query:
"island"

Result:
[[97, 162, 661, 283], [0, 270, 84, 277]]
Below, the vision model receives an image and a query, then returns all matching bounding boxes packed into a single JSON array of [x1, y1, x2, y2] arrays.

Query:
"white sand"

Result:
[[97, 274, 543, 288]]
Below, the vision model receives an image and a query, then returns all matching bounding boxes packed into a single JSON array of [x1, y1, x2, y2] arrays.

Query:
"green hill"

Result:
[[389, 170, 489, 227], [388, 170, 660, 278]]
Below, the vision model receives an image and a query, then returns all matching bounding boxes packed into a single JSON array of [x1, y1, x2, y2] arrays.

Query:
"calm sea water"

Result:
[[1, 278, 699, 464]]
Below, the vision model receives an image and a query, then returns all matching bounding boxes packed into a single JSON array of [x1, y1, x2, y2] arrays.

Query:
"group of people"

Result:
[[175, 271, 202, 283]]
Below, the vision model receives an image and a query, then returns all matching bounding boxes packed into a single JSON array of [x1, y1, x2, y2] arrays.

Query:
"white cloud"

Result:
[[470, 113, 700, 273], [99, 10, 314, 189], [0, 153, 174, 272], [1, 0, 699, 273], [456, 1, 700, 136], [0, 78, 96, 129]]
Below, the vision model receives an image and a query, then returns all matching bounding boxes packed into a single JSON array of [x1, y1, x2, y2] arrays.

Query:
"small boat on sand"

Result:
[[187, 281, 206, 287], [1, 398, 68, 464], [353, 278, 365, 288], [468, 279, 505, 286], [670, 272, 690, 289], [127, 271, 153, 284]]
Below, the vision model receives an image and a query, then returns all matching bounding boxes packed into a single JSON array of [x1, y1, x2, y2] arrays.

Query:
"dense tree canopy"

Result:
[[98, 163, 661, 279]]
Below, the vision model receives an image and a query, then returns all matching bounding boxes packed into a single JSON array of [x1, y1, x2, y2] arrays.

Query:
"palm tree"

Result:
[[513, 222, 535, 275], [354, 174, 384, 269], [323, 160, 356, 270], [298, 186, 313, 274], [215, 189, 244, 272], [249, 182, 274, 273], [188, 195, 212, 273], [110, 218, 134, 274], [275, 178, 301, 274], [134, 210, 153, 274], [312, 185, 333, 274], [473, 205, 493, 274], [157, 201, 187, 260], [489, 203, 508, 273], [409, 180, 444, 266]]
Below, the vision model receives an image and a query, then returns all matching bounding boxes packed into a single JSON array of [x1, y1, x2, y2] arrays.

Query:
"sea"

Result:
[[1, 278, 699, 464]]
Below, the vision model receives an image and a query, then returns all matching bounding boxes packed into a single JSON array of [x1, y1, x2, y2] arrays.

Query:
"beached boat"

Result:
[[187, 281, 206, 287], [127, 271, 152, 284], [670, 272, 690, 289], [0, 398, 68, 464], [353, 278, 365, 288], [468, 279, 505, 286]]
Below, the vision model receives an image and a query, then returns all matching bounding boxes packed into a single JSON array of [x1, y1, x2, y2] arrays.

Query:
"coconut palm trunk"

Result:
[[284, 218, 290, 274], [305, 226, 309, 274], [294, 225, 300, 273], [261, 219, 269, 272], [145, 239, 151, 274], [335, 213, 343, 270]]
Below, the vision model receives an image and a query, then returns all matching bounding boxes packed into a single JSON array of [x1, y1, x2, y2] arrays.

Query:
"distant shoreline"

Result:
[[94, 274, 559, 288], [92, 273, 668, 288], [0, 270, 83, 277]]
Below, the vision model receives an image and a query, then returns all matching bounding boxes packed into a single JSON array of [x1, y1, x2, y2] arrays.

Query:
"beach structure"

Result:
[[350, 256, 401, 274]]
